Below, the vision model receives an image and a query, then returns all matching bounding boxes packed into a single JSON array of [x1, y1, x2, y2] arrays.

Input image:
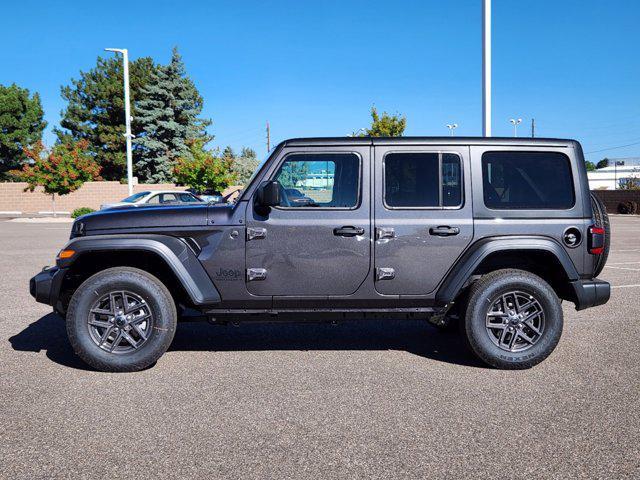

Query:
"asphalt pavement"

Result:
[[1, 217, 638, 479]]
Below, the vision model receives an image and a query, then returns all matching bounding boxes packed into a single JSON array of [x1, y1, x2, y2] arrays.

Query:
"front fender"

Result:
[[436, 236, 579, 304], [58, 234, 221, 305]]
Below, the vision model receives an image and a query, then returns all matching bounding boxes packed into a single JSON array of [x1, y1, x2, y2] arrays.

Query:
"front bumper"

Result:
[[570, 278, 610, 311], [30, 266, 67, 310]]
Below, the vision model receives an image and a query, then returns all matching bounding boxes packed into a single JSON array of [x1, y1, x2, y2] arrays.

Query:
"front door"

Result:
[[246, 146, 371, 297], [373, 145, 474, 295]]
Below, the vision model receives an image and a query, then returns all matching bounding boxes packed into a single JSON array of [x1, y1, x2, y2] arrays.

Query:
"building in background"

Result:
[[588, 157, 640, 190]]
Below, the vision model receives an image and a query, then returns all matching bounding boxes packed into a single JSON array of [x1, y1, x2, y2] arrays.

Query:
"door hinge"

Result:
[[376, 227, 395, 240], [376, 267, 395, 281], [247, 268, 267, 282], [247, 227, 267, 241]]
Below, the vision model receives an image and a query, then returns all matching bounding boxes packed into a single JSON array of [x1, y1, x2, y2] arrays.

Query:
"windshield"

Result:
[[122, 192, 150, 203]]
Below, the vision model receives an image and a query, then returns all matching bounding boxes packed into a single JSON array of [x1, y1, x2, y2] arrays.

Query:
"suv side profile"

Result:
[[30, 137, 611, 372]]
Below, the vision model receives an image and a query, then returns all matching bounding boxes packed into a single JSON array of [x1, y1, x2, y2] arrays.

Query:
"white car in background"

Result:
[[100, 191, 204, 210]]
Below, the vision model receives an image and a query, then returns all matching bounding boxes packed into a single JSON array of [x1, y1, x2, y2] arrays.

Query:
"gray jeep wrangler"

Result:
[[30, 137, 611, 372]]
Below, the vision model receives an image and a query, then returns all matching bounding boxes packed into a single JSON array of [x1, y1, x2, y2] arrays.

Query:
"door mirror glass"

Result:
[[255, 180, 281, 207]]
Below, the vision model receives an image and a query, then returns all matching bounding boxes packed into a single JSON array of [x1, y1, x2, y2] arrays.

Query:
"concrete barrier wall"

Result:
[[591, 190, 640, 214], [0, 182, 187, 215]]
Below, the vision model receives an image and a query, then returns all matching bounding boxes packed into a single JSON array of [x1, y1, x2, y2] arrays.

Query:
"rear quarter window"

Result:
[[482, 151, 575, 209]]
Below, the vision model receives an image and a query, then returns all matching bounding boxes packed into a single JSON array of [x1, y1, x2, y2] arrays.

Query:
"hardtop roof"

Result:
[[279, 136, 579, 148]]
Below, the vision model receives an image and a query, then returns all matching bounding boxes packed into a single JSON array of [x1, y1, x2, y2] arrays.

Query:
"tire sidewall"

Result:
[[466, 273, 563, 367], [67, 269, 176, 371]]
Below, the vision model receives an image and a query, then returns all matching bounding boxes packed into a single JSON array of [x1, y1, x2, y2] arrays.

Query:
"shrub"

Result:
[[618, 201, 638, 214], [72, 207, 95, 218]]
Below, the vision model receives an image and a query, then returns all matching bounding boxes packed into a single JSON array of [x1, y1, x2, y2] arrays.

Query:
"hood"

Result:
[[74, 203, 240, 235]]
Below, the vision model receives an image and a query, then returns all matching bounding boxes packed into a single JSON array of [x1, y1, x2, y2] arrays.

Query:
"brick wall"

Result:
[[591, 190, 640, 214], [0, 182, 187, 215]]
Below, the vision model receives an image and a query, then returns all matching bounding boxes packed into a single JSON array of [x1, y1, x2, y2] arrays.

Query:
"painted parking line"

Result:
[[611, 284, 640, 289], [604, 265, 640, 272], [607, 262, 640, 265]]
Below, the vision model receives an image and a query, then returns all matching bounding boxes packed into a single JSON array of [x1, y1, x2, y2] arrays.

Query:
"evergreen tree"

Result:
[[134, 48, 212, 183], [0, 84, 47, 177], [56, 56, 159, 180]]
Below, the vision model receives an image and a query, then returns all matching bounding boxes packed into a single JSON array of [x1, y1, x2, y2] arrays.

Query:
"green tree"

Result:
[[0, 84, 47, 177], [173, 140, 235, 193], [10, 140, 101, 216], [134, 48, 212, 183], [596, 158, 609, 169], [231, 147, 260, 186], [56, 55, 160, 180], [366, 106, 406, 137], [585, 161, 596, 171], [278, 161, 309, 188]]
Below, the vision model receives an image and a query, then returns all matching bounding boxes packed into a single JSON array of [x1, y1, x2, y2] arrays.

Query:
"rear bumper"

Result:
[[570, 278, 610, 311], [30, 266, 67, 310]]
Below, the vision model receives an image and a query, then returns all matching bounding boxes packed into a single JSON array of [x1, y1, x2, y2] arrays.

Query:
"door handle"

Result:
[[429, 226, 460, 237], [333, 226, 365, 237]]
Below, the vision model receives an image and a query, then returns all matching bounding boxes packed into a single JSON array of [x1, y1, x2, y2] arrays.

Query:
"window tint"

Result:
[[146, 195, 160, 204], [179, 193, 199, 202], [384, 152, 462, 208], [482, 151, 574, 209], [273, 153, 360, 208]]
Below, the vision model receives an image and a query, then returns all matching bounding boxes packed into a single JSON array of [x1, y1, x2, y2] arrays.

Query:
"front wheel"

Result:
[[66, 267, 177, 372], [463, 269, 563, 369]]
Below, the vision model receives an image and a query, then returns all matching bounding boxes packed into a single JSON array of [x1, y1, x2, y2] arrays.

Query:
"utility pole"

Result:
[[266, 121, 270, 152], [531, 118, 535, 138], [105, 48, 134, 196], [482, 0, 492, 137]]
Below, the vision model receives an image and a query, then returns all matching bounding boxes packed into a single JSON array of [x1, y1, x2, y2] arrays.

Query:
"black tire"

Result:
[[590, 192, 610, 276], [66, 267, 177, 372], [463, 269, 563, 369]]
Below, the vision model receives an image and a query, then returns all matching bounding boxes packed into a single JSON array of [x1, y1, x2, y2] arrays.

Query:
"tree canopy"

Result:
[[56, 55, 160, 180], [366, 107, 406, 137], [134, 48, 212, 183], [173, 140, 235, 193], [10, 139, 101, 214], [0, 84, 47, 177]]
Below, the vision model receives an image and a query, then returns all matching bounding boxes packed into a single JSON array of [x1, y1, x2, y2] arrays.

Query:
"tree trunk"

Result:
[[52, 193, 56, 218]]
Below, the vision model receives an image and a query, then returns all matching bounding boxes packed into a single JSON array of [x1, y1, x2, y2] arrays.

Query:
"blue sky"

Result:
[[2, 0, 638, 162]]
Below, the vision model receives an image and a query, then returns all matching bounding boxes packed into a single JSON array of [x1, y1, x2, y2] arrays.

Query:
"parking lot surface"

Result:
[[1, 217, 638, 479]]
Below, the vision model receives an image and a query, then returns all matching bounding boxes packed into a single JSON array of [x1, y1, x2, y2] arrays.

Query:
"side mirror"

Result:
[[255, 180, 280, 208]]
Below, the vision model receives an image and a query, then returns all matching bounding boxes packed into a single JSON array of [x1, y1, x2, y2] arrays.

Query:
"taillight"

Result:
[[588, 225, 605, 255]]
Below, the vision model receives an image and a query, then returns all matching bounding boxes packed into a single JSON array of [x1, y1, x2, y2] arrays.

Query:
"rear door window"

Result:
[[384, 152, 463, 208], [482, 151, 574, 209]]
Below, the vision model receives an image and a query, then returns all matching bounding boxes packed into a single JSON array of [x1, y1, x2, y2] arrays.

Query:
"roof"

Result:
[[279, 136, 579, 148]]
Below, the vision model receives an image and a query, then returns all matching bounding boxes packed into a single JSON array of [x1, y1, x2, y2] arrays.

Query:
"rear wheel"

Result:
[[590, 192, 610, 276], [66, 267, 177, 372], [463, 269, 563, 369]]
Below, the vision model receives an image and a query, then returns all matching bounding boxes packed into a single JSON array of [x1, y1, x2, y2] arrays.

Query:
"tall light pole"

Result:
[[446, 124, 458, 136], [482, 0, 491, 137], [509, 118, 522, 137], [105, 48, 134, 195]]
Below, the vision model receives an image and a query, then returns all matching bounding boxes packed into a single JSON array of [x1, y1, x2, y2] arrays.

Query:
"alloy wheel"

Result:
[[87, 291, 153, 354], [485, 290, 545, 352]]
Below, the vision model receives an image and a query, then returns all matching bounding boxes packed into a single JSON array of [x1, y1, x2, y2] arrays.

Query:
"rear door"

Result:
[[373, 145, 473, 295], [245, 146, 371, 297]]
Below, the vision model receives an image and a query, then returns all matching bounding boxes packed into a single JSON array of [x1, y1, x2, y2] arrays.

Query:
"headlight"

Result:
[[70, 221, 85, 239]]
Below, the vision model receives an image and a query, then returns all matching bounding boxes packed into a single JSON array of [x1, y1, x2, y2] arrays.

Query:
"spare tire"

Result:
[[590, 192, 610, 277]]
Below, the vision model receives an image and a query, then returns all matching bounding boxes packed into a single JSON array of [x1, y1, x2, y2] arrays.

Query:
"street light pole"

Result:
[[446, 124, 458, 136], [105, 48, 134, 196], [509, 118, 522, 137], [482, 0, 491, 137]]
